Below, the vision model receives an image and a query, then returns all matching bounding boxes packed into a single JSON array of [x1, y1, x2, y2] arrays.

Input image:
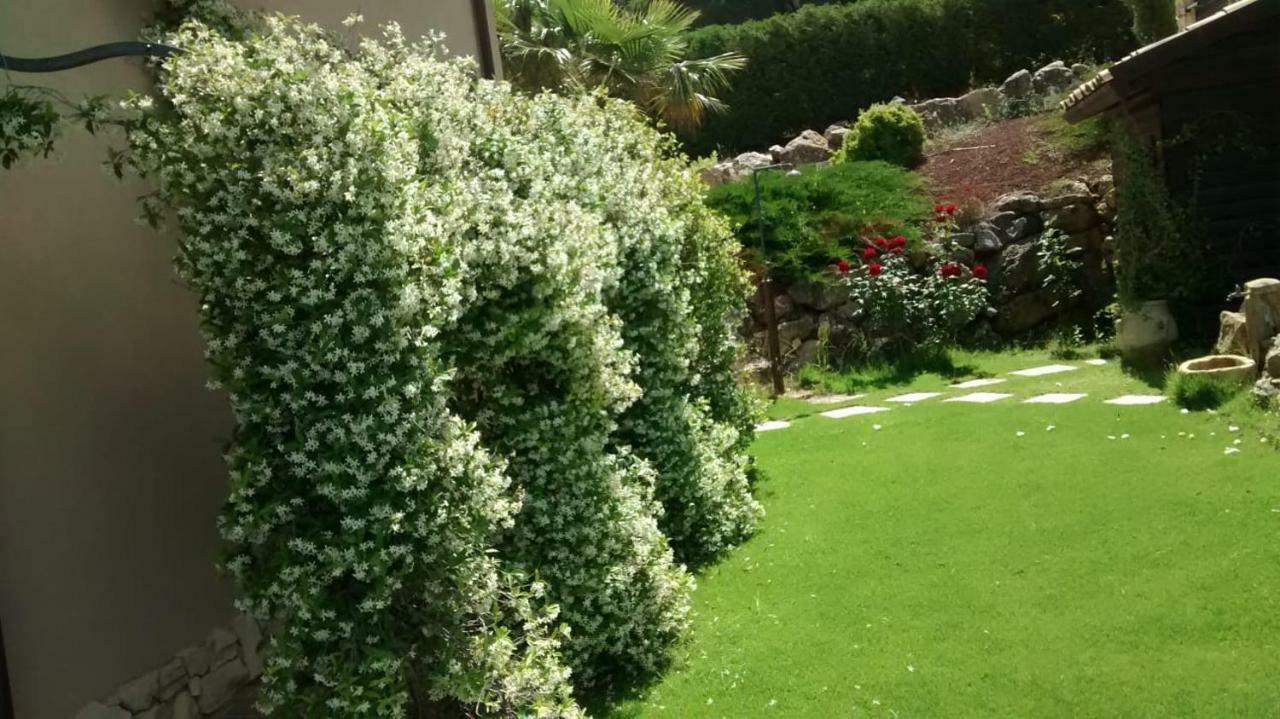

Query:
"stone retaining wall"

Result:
[[75, 613, 262, 719], [746, 178, 1116, 370]]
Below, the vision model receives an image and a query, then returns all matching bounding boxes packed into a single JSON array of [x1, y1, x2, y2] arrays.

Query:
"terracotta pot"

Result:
[[1117, 299, 1178, 365]]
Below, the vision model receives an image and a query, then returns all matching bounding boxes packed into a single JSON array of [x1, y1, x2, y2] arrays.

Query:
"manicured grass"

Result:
[[605, 350, 1280, 718]]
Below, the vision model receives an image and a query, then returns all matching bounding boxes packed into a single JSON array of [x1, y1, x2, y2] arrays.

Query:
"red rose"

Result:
[[868, 262, 883, 277], [863, 245, 878, 260], [973, 263, 988, 280], [934, 204, 945, 214], [939, 263, 962, 278], [945, 203, 958, 215], [874, 237, 888, 248], [836, 259, 851, 274], [890, 235, 907, 248]]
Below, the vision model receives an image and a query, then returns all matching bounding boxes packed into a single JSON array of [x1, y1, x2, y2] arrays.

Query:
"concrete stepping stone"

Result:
[[945, 392, 1013, 403], [806, 394, 865, 404], [885, 392, 943, 403], [756, 420, 792, 432], [820, 405, 891, 419], [951, 378, 1006, 389], [1105, 395, 1166, 405], [1024, 393, 1087, 404], [1085, 359, 1108, 366], [1009, 364, 1079, 377]]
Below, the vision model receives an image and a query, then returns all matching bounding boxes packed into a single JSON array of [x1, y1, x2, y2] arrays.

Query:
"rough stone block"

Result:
[[117, 670, 160, 712], [232, 613, 265, 680], [993, 191, 1042, 214], [208, 627, 240, 666], [74, 703, 131, 719], [177, 642, 212, 677], [194, 659, 250, 715]]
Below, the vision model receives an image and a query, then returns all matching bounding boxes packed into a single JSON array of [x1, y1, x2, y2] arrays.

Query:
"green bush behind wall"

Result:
[[683, 0, 1137, 154]]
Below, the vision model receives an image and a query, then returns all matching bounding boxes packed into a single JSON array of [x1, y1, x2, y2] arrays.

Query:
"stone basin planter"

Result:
[[1176, 354, 1257, 384]]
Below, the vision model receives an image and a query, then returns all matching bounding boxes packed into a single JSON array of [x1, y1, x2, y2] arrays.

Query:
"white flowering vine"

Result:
[[120, 13, 758, 716]]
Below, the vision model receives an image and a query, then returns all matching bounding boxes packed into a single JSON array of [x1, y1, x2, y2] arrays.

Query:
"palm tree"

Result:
[[495, 0, 746, 133]]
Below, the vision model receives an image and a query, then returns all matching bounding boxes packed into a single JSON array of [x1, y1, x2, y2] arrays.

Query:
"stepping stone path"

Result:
[[1105, 395, 1166, 405], [886, 392, 943, 403], [806, 394, 864, 404], [946, 392, 1014, 403], [820, 405, 890, 419], [951, 378, 1006, 389], [1024, 393, 1087, 404], [1010, 364, 1079, 377], [755, 360, 1171, 432]]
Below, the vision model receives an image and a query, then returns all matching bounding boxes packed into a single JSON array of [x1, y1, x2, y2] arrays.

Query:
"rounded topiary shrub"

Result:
[[837, 103, 927, 168], [123, 13, 759, 717]]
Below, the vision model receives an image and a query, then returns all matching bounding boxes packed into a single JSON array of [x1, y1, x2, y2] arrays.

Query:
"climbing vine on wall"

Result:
[[115, 13, 759, 716]]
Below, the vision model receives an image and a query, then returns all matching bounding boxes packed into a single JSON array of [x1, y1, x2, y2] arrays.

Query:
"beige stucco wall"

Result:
[[0, 2, 495, 717]]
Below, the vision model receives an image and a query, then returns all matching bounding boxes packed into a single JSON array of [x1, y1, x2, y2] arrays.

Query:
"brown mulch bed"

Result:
[[920, 114, 1110, 207]]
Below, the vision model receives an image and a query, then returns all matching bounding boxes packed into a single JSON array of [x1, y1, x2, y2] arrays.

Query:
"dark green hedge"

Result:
[[682, 0, 861, 26], [684, 0, 1137, 154]]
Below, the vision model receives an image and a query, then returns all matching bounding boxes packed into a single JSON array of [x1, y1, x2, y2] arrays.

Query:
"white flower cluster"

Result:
[[0, 89, 59, 169], [124, 15, 757, 716]]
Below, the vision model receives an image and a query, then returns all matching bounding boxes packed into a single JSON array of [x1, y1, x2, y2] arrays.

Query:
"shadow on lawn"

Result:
[[796, 349, 979, 395]]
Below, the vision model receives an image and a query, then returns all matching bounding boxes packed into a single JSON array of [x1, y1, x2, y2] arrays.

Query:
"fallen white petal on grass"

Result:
[[1181, 408, 1190, 414], [1229, 425, 1240, 432], [1121, 433, 1131, 439], [820, 406, 891, 419], [1225, 447, 1241, 455], [1009, 364, 1079, 377], [886, 392, 944, 403], [755, 420, 792, 432], [950, 378, 1007, 389], [872, 423, 883, 431], [1016, 431, 1026, 437], [1105, 395, 1166, 406], [945, 392, 1014, 404], [1046, 425, 1056, 431], [1023, 393, 1087, 404]]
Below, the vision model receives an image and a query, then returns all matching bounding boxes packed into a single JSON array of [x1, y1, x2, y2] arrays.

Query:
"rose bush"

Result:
[[122, 14, 758, 716]]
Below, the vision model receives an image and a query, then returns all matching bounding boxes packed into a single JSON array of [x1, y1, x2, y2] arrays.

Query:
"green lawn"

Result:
[[606, 350, 1280, 718]]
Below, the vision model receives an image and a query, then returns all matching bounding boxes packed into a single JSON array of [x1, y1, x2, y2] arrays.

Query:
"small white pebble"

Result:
[[1046, 425, 1056, 431], [872, 424, 882, 431], [1234, 438, 1242, 445], [1108, 435, 1117, 440], [1121, 433, 1131, 439], [1225, 447, 1240, 455], [1229, 425, 1240, 432], [1016, 431, 1025, 437], [1189, 434, 1196, 439]]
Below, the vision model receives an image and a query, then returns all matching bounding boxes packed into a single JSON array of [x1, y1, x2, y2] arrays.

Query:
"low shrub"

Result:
[[836, 103, 926, 168], [683, 0, 1137, 153], [704, 160, 930, 282], [1167, 371, 1244, 411]]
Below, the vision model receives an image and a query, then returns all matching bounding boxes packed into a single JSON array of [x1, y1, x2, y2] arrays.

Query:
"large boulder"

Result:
[[912, 97, 962, 129], [1071, 62, 1092, 78], [1242, 278, 1280, 363], [699, 151, 774, 186], [1267, 341, 1280, 378], [993, 190, 1043, 214], [973, 223, 1004, 255], [824, 124, 851, 151], [1042, 179, 1094, 209], [777, 315, 818, 344], [996, 291, 1057, 334], [1033, 60, 1075, 95], [957, 87, 1002, 120], [776, 129, 832, 165], [999, 69, 1033, 101], [1044, 201, 1100, 233], [789, 279, 851, 311], [1215, 311, 1250, 356], [998, 241, 1041, 296]]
